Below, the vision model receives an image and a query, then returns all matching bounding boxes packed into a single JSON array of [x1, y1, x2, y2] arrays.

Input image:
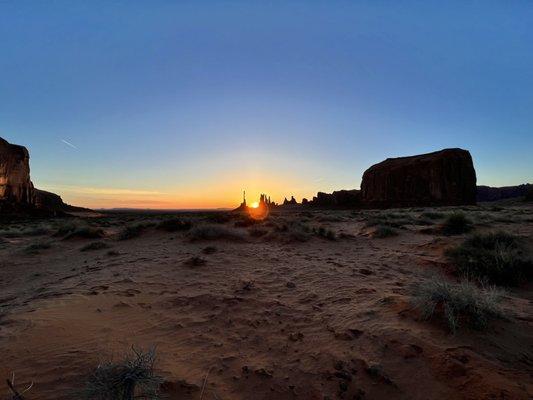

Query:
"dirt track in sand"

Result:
[[0, 206, 532, 399]]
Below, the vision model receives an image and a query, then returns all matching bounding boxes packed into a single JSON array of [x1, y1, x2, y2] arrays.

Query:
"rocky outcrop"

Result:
[[34, 189, 73, 212], [0, 137, 84, 216], [0, 138, 35, 205], [361, 148, 477, 208], [283, 196, 298, 206], [309, 189, 360, 208], [477, 184, 532, 202]]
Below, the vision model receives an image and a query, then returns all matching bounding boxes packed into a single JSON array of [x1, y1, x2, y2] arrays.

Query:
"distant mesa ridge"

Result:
[[280, 148, 530, 209], [476, 183, 533, 202], [0, 137, 85, 216]]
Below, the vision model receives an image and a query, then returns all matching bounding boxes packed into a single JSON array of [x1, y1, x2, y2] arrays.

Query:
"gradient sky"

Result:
[[1, 1, 532, 209]]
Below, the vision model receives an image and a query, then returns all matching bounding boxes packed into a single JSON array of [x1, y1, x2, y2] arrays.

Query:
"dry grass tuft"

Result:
[[81, 241, 110, 252], [412, 275, 504, 333], [314, 226, 337, 240], [118, 223, 153, 240], [188, 224, 246, 241], [440, 212, 473, 235], [446, 231, 532, 286], [83, 347, 163, 400], [23, 241, 52, 254], [157, 218, 192, 232], [372, 225, 398, 238]]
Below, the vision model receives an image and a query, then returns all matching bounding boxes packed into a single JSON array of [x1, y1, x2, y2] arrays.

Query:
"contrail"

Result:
[[61, 139, 78, 149]]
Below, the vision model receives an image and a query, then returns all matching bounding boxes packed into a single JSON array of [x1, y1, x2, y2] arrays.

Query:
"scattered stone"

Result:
[[255, 368, 274, 378], [334, 370, 352, 381], [241, 280, 254, 291], [113, 301, 131, 309], [202, 246, 217, 254], [339, 381, 348, 392], [365, 363, 395, 386], [402, 344, 424, 359], [184, 256, 206, 267], [334, 328, 363, 341], [289, 332, 304, 342]]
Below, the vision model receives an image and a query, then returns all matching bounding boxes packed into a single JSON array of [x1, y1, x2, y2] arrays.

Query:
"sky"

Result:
[[1, 1, 532, 209]]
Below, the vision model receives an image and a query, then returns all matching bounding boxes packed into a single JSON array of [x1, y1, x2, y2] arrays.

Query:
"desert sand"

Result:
[[0, 205, 532, 399]]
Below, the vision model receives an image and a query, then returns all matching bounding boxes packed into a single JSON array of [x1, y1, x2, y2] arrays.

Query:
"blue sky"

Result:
[[1, 1, 532, 208]]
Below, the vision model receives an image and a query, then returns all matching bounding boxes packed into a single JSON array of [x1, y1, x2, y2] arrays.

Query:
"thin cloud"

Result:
[[40, 184, 165, 196], [61, 139, 78, 149]]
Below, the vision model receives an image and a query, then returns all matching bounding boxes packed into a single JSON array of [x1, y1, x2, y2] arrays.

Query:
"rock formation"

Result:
[[309, 189, 360, 208], [361, 148, 477, 208], [233, 192, 277, 213], [0, 137, 84, 216], [283, 196, 298, 206], [0, 138, 35, 205]]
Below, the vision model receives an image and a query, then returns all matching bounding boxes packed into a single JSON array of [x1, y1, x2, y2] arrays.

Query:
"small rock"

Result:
[[289, 332, 304, 342], [255, 368, 273, 378], [334, 370, 352, 381]]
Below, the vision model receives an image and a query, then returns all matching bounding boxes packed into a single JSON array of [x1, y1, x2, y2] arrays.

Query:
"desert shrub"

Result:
[[248, 226, 268, 237], [64, 226, 105, 240], [81, 241, 110, 252], [364, 214, 413, 229], [314, 226, 336, 240], [184, 256, 206, 267], [24, 241, 52, 254], [318, 215, 343, 223], [53, 220, 83, 237], [286, 230, 311, 242], [188, 224, 246, 241], [440, 212, 473, 235], [446, 232, 532, 285], [202, 246, 217, 254], [83, 347, 162, 400], [524, 188, 533, 202], [118, 223, 151, 240], [0, 225, 51, 238], [416, 217, 435, 226], [421, 211, 446, 220], [412, 276, 504, 333], [157, 218, 192, 232], [0, 228, 23, 238], [234, 216, 261, 228], [381, 212, 404, 219], [26, 226, 52, 236], [372, 225, 398, 238], [204, 212, 232, 224]]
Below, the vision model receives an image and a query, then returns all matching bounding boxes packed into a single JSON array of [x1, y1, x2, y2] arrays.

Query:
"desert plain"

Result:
[[0, 204, 531, 400]]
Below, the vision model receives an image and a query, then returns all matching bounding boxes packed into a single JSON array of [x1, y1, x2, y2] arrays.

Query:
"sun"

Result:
[[250, 201, 259, 208]]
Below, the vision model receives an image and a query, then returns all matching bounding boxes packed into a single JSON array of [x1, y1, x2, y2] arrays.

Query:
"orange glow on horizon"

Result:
[[39, 171, 314, 210]]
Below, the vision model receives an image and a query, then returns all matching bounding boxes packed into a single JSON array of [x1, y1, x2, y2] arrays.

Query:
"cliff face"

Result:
[[0, 138, 35, 205], [361, 148, 477, 208], [0, 137, 83, 216]]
